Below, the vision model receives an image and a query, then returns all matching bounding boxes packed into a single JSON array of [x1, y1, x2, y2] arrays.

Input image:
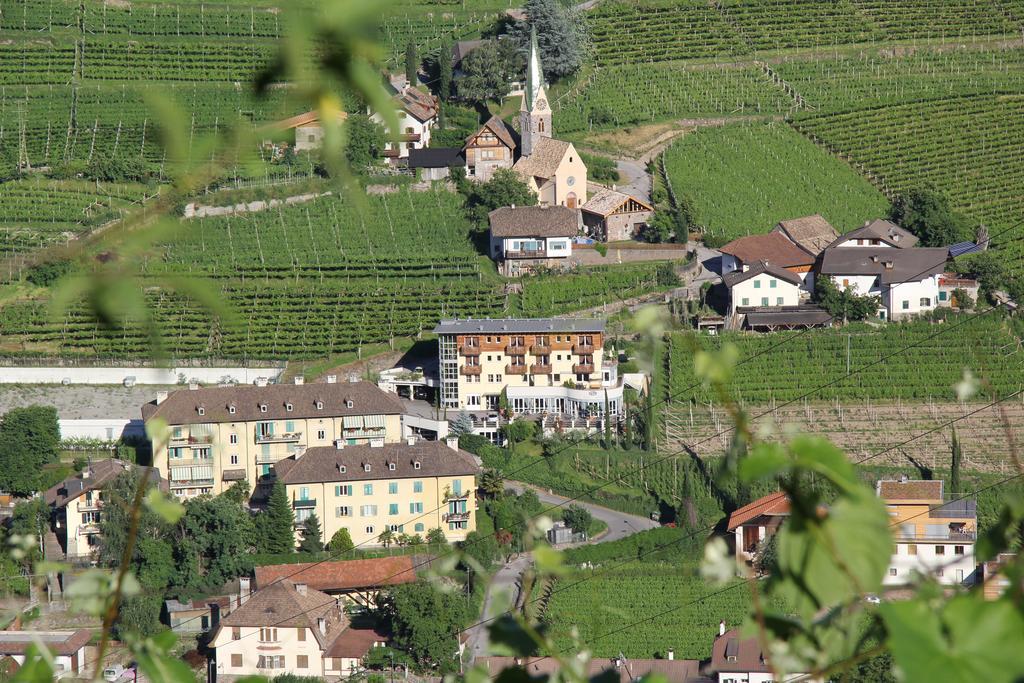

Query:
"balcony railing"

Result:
[[256, 453, 284, 465], [530, 363, 552, 374], [443, 511, 471, 522], [399, 133, 421, 142], [573, 363, 595, 374], [383, 149, 399, 158], [506, 364, 528, 375], [573, 343, 595, 355], [77, 500, 102, 512], [255, 431, 302, 444], [293, 499, 317, 509], [168, 457, 214, 468], [460, 365, 482, 376], [505, 343, 527, 355], [895, 530, 977, 542], [169, 434, 215, 447], [505, 248, 546, 259], [446, 490, 471, 501], [530, 343, 551, 355], [170, 478, 215, 487], [459, 344, 481, 356]]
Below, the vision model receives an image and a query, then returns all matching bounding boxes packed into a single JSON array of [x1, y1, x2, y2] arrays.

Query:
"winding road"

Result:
[[463, 483, 659, 662]]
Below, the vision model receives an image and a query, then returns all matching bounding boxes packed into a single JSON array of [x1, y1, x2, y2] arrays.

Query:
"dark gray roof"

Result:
[[744, 308, 833, 328], [488, 205, 579, 238], [274, 441, 478, 485], [433, 318, 605, 335], [722, 262, 803, 289], [407, 147, 464, 169], [819, 247, 949, 285], [142, 381, 404, 425], [830, 219, 918, 249]]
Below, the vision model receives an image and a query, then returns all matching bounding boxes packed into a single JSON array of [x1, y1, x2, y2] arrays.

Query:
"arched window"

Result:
[[538, 119, 545, 133]]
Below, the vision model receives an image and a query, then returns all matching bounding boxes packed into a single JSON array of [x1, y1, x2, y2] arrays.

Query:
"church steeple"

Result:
[[519, 27, 552, 158]]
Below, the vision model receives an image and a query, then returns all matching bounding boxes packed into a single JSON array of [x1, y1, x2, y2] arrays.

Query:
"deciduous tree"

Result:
[[562, 504, 592, 535], [0, 406, 60, 495], [329, 527, 355, 554], [890, 188, 972, 248]]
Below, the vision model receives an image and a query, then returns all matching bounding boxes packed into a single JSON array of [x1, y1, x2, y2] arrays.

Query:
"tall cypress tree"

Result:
[[950, 427, 962, 495], [262, 482, 296, 554], [438, 41, 453, 101], [405, 40, 418, 86]]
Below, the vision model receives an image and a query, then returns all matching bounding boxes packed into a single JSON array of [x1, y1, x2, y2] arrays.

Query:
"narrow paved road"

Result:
[[614, 158, 651, 203], [464, 484, 659, 662]]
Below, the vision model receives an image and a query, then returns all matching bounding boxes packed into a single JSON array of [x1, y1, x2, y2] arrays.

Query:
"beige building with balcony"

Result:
[[273, 439, 479, 547], [434, 318, 628, 436], [142, 379, 404, 500], [43, 459, 160, 561], [211, 579, 387, 678]]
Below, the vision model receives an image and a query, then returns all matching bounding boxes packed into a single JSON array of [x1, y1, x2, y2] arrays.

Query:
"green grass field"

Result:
[[662, 122, 889, 240]]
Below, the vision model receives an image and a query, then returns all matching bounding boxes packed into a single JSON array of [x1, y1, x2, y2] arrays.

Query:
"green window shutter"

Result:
[[389, 504, 399, 515]]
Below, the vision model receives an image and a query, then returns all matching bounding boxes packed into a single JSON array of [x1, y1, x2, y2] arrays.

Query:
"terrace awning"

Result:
[[364, 414, 386, 429], [343, 416, 364, 429]]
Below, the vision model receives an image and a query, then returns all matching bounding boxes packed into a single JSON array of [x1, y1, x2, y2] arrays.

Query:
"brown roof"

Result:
[[325, 626, 389, 658], [830, 219, 918, 249], [263, 110, 347, 132], [876, 479, 944, 502], [719, 233, 814, 269], [488, 205, 579, 238], [513, 137, 574, 181], [581, 187, 653, 217], [141, 381, 403, 425], [707, 629, 771, 675], [773, 215, 838, 257], [255, 556, 416, 593], [0, 631, 92, 656], [465, 116, 516, 151], [478, 657, 704, 682], [43, 459, 158, 508], [722, 261, 803, 289], [220, 579, 346, 649], [274, 440, 479, 485], [818, 247, 949, 285], [393, 87, 437, 122], [726, 492, 790, 531]]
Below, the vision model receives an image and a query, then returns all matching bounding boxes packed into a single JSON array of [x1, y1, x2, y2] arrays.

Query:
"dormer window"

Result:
[[197, 406, 205, 416], [339, 465, 347, 474], [286, 402, 293, 412], [316, 401, 324, 410], [363, 463, 371, 472], [345, 400, 354, 409], [414, 461, 421, 470], [228, 405, 236, 415], [388, 462, 396, 471], [260, 404, 268, 413]]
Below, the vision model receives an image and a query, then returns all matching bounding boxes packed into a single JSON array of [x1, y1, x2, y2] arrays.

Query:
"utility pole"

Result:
[[846, 333, 851, 375]]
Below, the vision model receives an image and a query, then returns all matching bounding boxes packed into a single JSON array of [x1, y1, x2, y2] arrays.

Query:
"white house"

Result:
[[718, 232, 816, 291], [725, 491, 790, 572], [371, 86, 438, 161], [0, 631, 90, 678], [722, 262, 804, 316], [829, 219, 918, 249], [879, 478, 977, 587], [488, 205, 578, 276], [707, 628, 818, 682], [818, 247, 948, 320]]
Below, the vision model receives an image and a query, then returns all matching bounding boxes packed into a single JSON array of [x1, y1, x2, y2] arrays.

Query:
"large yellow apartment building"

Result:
[[142, 379, 404, 500], [273, 439, 479, 547]]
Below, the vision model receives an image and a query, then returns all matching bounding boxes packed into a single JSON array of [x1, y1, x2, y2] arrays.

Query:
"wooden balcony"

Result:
[[505, 364, 528, 375], [573, 363, 595, 374], [460, 365, 482, 376], [459, 344, 481, 356], [383, 149, 400, 158], [530, 343, 551, 355], [530, 363, 552, 375], [505, 343, 528, 355], [573, 343, 595, 355], [399, 133, 421, 142], [505, 248, 546, 260]]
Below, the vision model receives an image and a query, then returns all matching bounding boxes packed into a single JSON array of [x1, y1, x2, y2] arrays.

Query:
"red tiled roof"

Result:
[[0, 631, 92, 656], [326, 626, 389, 658], [255, 556, 416, 593], [726, 492, 790, 531], [877, 479, 943, 502], [719, 232, 814, 269]]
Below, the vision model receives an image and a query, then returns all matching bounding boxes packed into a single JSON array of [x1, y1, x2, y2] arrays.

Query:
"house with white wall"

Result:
[[829, 219, 918, 249], [706, 628, 818, 682], [723, 263, 804, 316], [725, 492, 790, 573], [0, 631, 90, 678], [488, 205, 578, 276], [878, 478, 977, 587], [371, 86, 438, 161], [818, 247, 948, 320]]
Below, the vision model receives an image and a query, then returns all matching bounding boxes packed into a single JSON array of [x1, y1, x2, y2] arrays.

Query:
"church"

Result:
[[512, 31, 588, 208]]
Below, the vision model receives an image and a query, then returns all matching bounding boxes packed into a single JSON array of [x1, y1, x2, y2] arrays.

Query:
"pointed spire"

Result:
[[526, 27, 543, 112]]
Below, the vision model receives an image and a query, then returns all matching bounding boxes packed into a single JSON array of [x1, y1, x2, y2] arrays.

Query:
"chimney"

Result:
[[446, 436, 460, 451], [317, 617, 327, 636], [406, 436, 416, 446], [884, 261, 894, 270], [335, 439, 345, 450], [188, 381, 200, 391], [294, 376, 305, 386], [295, 583, 307, 596], [239, 576, 251, 604], [156, 391, 168, 405], [667, 649, 674, 661], [326, 375, 338, 384], [719, 620, 726, 637], [511, 204, 516, 210], [871, 254, 879, 262]]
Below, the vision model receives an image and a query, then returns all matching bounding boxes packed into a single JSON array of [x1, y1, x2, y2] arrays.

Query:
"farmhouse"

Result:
[[254, 556, 416, 607], [772, 214, 839, 258], [581, 186, 654, 241], [879, 478, 977, 587], [371, 86, 439, 160], [488, 205, 578, 276], [261, 110, 348, 155], [725, 491, 789, 572], [272, 439, 480, 547], [464, 116, 517, 181], [723, 262, 804, 316], [210, 579, 387, 678], [937, 273, 980, 308], [829, 219, 918, 249], [818, 246, 948, 320], [718, 232, 816, 289]]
